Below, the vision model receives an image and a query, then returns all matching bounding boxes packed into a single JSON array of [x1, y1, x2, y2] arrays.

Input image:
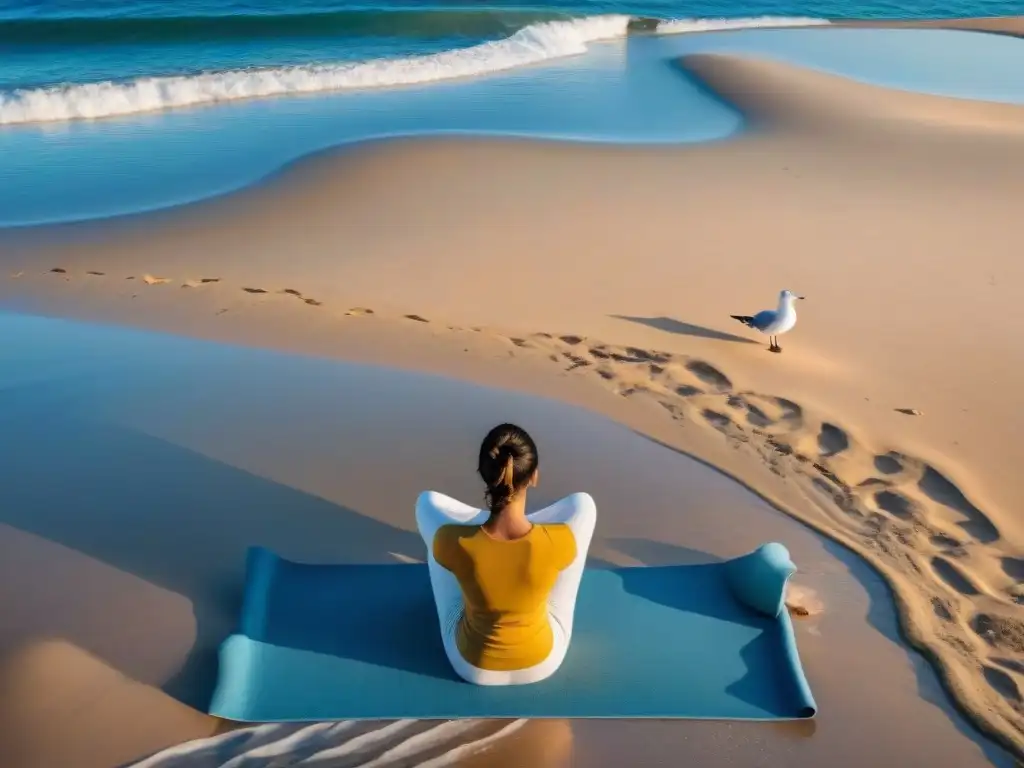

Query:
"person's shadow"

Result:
[[0, 392, 424, 711]]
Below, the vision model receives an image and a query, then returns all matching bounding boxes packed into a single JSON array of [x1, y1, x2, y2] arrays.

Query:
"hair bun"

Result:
[[478, 423, 539, 514]]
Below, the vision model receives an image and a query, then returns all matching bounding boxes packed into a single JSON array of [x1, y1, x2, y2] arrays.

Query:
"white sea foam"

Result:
[[0, 15, 834, 126], [655, 16, 830, 35], [0, 14, 630, 126]]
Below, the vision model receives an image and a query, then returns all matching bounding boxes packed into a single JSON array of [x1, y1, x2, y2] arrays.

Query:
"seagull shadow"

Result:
[[611, 315, 758, 345]]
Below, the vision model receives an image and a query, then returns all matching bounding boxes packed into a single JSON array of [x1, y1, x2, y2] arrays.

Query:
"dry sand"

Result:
[[2, 20, 1024, 767]]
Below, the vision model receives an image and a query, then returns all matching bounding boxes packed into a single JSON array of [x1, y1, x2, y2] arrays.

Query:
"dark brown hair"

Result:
[[478, 423, 539, 513]]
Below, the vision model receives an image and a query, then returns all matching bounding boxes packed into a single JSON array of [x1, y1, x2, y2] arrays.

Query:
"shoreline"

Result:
[[3, 18, 1024, 229], [3, 25, 1024, 768]]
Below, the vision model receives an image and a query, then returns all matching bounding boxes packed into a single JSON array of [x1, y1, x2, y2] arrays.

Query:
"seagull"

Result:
[[731, 289, 805, 353]]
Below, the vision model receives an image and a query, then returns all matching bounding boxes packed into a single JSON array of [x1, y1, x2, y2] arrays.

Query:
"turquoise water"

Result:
[[3, 1, 1021, 93], [1, 1, 1022, 226]]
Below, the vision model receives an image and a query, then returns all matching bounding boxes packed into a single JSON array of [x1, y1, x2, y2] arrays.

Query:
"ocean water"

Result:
[[1, 1, 1023, 225]]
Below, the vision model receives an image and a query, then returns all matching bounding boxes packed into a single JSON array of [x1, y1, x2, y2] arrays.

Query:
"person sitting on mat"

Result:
[[415, 423, 597, 686]]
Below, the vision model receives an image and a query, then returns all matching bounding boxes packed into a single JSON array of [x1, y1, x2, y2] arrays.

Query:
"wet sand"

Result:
[[0, 313, 1012, 767]]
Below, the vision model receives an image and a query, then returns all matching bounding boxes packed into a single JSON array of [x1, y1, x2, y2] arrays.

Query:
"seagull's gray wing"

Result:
[[750, 310, 777, 331]]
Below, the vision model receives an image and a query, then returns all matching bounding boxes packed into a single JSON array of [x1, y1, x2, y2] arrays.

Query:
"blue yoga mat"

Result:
[[210, 543, 816, 721]]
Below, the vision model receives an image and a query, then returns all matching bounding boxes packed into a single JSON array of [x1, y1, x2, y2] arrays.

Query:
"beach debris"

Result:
[[142, 274, 170, 285], [346, 307, 374, 316], [242, 286, 267, 294], [731, 289, 805, 353], [405, 314, 429, 323], [895, 408, 923, 416], [200, 277, 220, 283], [49, 267, 67, 273], [785, 584, 823, 618], [86, 270, 105, 276]]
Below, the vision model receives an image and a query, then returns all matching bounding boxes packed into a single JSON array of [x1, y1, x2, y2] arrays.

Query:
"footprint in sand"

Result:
[[918, 464, 999, 543], [737, 395, 804, 436], [1002, 557, 1024, 582], [280, 288, 303, 297], [872, 489, 919, 522], [931, 555, 981, 596], [874, 453, 904, 475], [86, 270, 105, 276], [701, 409, 734, 433], [685, 360, 732, 392], [49, 267, 67, 274], [242, 287, 267, 294], [983, 665, 1022, 702], [817, 423, 849, 457], [142, 274, 170, 286], [182, 277, 220, 288], [605, 347, 670, 364], [346, 307, 374, 316], [405, 314, 429, 323], [743, 402, 771, 428]]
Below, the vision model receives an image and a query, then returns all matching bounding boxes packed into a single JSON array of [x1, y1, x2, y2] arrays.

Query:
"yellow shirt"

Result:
[[433, 523, 577, 671]]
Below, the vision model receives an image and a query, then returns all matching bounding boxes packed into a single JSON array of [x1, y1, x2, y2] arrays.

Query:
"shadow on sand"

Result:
[[611, 314, 758, 345], [0, 404, 423, 712]]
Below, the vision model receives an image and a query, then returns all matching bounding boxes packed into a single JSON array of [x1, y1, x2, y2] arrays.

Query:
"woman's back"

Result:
[[434, 522, 576, 671], [416, 423, 597, 685]]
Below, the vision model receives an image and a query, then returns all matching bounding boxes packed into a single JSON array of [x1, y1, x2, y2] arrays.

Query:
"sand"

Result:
[[1, 17, 1023, 768], [0, 312, 1013, 768]]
